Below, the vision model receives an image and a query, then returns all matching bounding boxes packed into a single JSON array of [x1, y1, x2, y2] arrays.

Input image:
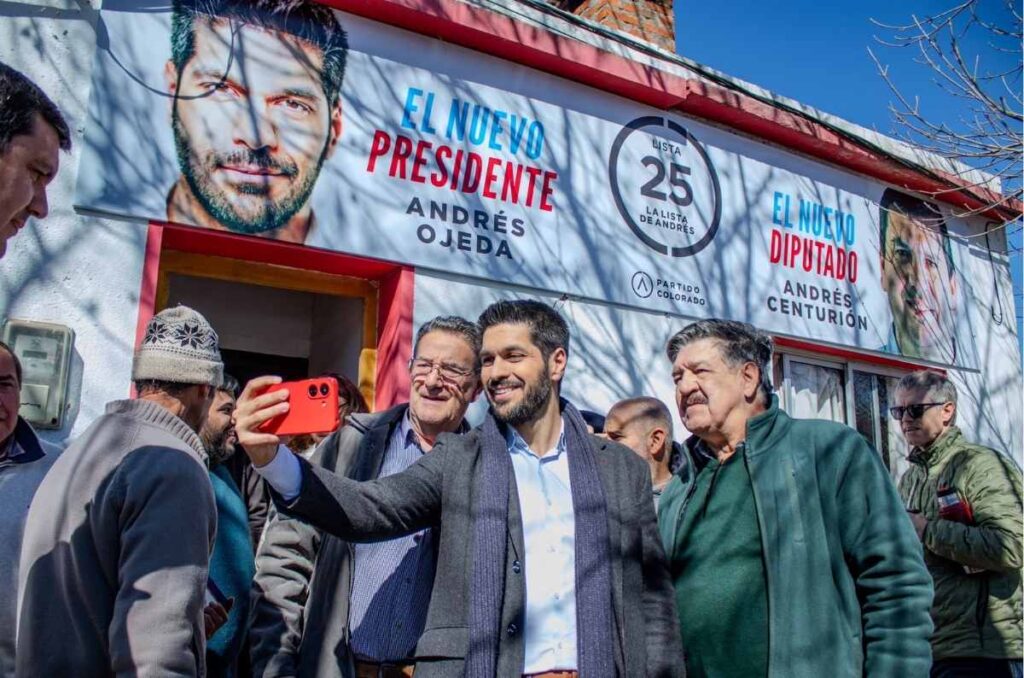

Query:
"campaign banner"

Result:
[[77, 0, 978, 367]]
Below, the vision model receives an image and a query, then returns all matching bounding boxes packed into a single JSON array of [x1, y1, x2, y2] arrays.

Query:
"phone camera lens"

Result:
[[320, 383, 329, 396], [307, 385, 318, 397]]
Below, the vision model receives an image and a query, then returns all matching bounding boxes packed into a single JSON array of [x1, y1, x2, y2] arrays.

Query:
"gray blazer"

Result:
[[250, 404, 410, 678], [277, 426, 684, 678]]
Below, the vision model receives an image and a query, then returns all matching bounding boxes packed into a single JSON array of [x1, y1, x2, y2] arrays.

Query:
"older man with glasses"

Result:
[[895, 370, 1023, 678], [250, 316, 482, 678]]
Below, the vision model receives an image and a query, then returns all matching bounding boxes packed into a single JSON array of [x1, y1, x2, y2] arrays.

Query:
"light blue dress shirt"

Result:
[[506, 419, 578, 674]]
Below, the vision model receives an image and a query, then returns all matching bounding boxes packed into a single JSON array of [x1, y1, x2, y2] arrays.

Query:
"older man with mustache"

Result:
[[658, 318, 934, 678]]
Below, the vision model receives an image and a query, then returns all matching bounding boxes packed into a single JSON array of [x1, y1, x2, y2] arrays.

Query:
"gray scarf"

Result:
[[464, 399, 616, 677]]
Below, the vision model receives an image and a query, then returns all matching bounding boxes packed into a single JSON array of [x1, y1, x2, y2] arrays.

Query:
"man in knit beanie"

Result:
[[16, 306, 223, 677]]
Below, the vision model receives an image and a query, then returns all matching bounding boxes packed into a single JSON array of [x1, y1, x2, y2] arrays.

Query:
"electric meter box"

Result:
[[2, 319, 74, 430]]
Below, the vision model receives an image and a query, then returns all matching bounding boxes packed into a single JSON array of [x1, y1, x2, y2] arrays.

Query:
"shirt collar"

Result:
[[401, 410, 471, 452], [693, 439, 717, 463], [2, 418, 46, 464], [400, 412, 422, 452], [504, 416, 567, 460]]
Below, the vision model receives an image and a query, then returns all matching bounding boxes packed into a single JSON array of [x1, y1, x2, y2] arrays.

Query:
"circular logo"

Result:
[[631, 271, 654, 298], [608, 116, 721, 257]]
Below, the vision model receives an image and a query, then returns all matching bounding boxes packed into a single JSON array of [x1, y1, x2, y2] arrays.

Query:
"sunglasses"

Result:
[[889, 402, 946, 420]]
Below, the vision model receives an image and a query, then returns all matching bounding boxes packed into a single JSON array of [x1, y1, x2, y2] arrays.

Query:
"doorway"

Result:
[[155, 250, 378, 407]]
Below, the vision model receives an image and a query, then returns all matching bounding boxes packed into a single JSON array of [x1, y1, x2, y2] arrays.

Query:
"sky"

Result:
[[675, 0, 1023, 354]]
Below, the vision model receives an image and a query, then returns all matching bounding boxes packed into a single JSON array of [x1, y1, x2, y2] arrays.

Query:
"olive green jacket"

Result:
[[898, 427, 1023, 660]]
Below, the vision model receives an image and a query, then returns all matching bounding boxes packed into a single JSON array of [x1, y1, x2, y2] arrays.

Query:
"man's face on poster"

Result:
[[166, 18, 342, 234], [881, 209, 958, 361]]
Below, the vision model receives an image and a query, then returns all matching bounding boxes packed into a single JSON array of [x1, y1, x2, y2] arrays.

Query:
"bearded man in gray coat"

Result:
[[17, 306, 224, 677], [237, 300, 682, 678]]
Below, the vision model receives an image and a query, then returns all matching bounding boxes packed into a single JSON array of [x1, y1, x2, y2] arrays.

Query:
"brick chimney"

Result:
[[555, 0, 675, 52]]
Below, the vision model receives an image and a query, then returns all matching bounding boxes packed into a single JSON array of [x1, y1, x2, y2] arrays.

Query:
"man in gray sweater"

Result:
[[16, 306, 223, 677]]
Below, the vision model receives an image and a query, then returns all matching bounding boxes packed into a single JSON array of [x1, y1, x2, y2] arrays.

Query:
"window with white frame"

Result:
[[774, 352, 911, 484]]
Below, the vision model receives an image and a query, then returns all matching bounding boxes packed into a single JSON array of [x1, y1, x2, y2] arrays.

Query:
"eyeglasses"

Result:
[[408, 358, 475, 383], [889, 402, 946, 420]]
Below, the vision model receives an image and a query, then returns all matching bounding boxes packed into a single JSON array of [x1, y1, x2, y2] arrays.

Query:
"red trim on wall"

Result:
[[375, 266, 415, 410], [130, 223, 166, 396], [145, 222, 417, 409], [319, 0, 1020, 220], [774, 336, 945, 374], [319, 0, 688, 108], [675, 82, 1017, 221], [158, 222, 400, 279]]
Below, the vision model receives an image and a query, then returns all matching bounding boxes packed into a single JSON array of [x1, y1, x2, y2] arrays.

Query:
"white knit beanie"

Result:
[[132, 305, 224, 387]]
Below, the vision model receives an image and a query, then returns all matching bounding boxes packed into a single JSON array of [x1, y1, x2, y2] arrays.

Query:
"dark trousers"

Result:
[[931, 658, 1023, 678]]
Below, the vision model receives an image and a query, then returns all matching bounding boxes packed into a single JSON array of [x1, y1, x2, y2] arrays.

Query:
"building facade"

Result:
[[2, 0, 1020, 474]]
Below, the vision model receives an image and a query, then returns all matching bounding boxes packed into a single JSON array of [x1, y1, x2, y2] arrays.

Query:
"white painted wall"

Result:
[[1, 1, 147, 444]]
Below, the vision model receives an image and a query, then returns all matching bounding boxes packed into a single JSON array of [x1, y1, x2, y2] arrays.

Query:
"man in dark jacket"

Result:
[[658, 318, 933, 678], [895, 370, 1022, 678], [199, 373, 255, 677], [237, 299, 682, 678], [249, 316, 482, 678], [0, 342, 62, 678]]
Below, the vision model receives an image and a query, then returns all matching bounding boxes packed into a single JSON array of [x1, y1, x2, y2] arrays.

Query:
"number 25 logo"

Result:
[[608, 116, 721, 258], [640, 157, 693, 206]]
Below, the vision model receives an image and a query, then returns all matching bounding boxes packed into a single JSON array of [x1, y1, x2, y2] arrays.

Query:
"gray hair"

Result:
[[414, 316, 482, 370], [896, 370, 957, 421], [666, 319, 774, 405]]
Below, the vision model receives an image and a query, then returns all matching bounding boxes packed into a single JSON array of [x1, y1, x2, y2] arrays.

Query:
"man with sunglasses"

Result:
[[895, 371, 1022, 678], [250, 316, 481, 678]]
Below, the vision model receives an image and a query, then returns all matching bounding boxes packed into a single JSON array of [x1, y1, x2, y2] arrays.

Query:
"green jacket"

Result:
[[659, 397, 934, 677], [898, 427, 1023, 660]]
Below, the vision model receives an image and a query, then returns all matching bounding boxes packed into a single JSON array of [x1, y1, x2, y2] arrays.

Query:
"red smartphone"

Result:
[[257, 377, 340, 436]]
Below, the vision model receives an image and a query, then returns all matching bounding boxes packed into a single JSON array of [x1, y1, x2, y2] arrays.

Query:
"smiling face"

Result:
[[480, 323, 566, 427], [407, 330, 480, 436], [166, 18, 342, 234], [0, 114, 60, 258], [882, 210, 957, 361], [671, 338, 761, 447]]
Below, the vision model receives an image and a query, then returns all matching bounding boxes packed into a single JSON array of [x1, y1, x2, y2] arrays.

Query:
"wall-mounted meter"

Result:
[[2, 319, 74, 430]]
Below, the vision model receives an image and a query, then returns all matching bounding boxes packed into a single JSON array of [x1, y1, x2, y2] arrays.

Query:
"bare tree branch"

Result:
[[869, 0, 1022, 220]]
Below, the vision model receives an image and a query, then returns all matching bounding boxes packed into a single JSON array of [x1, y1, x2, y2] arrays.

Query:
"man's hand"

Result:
[[907, 511, 928, 541], [234, 376, 290, 468], [203, 598, 233, 639]]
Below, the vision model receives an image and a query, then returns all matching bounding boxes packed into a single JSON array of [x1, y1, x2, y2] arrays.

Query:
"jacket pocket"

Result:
[[415, 626, 469, 659]]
